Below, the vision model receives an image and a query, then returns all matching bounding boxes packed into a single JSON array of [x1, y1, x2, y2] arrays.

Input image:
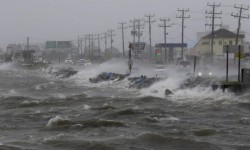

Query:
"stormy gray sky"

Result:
[[0, 0, 249, 51]]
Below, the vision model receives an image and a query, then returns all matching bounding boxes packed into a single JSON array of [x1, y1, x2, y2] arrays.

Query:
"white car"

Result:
[[76, 59, 85, 66], [84, 59, 91, 66], [154, 65, 166, 72], [64, 58, 74, 65]]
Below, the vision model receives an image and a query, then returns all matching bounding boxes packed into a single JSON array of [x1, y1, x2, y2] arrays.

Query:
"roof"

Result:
[[201, 28, 245, 39]]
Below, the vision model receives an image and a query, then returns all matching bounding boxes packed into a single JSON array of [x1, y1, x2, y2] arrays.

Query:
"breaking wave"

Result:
[[46, 116, 125, 129]]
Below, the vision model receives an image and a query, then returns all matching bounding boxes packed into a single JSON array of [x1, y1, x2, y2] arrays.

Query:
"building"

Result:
[[194, 28, 245, 57], [154, 43, 188, 64]]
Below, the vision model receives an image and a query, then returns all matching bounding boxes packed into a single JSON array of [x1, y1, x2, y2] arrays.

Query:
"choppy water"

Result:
[[0, 62, 250, 150]]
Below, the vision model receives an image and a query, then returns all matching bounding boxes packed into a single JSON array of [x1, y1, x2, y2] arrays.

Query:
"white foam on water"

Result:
[[139, 72, 188, 98], [171, 85, 235, 105], [42, 133, 77, 142], [71, 59, 128, 86], [7, 89, 17, 96], [50, 93, 66, 99], [138, 67, 235, 105], [21, 100, 39, 105], [46, 115, 70, 127], [81, 104, 91, 110], [159, 116, 180, 122]]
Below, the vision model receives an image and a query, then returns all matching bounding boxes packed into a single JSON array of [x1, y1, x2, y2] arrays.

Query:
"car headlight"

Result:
[[209, 72, 212, 76], [198, 72, 202, 76]]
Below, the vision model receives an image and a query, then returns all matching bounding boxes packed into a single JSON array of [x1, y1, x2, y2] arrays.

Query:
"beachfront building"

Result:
[[194, 28, 245, 58]]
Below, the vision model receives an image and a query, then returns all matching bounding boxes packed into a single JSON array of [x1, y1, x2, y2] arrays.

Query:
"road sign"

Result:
[[132, 42, 146, 51], [45, 41, 57, 49], [57, 41, 72, 48], [223, 45, 244, 53], [131, 30, 137, 35]]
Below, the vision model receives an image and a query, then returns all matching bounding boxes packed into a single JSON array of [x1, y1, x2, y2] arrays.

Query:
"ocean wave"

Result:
[[0, 96, 36, 108], [93, 105, 116, 111], [46, 116, 71, 127], [80, 104, 92, 110], [46, 116, 125, 129], [0, 144, 27, 150], [44, 66, 78, 79], [134, 132, 221, 150], [108, 108, 143, 117], [239, 117, 250, 125], [20, 100, 40, 107], [42, 133, 77, 143], [193, 129, 218, 136], [42, 138, 115, 150]]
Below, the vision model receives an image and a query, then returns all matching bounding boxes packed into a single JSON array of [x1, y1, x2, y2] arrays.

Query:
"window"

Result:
[[219, 41, 222, 45], [229, 40, 233, 45], [202, 42, 209, 45]]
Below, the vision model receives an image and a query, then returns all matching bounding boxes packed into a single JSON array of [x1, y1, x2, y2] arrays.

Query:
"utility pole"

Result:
[[205, 2, 222, 58], [27, 36, 29, 51], [77, 35, 80, 55], [232, 4, 249, 45], [118, 22, 127, 57], [159, 18, 171, 64], [145, 14, 156, 61], [108, 30, 115, 56], [80, 37, 83, 55], [83, 35, 87, 57], [88, 34, 91, 59], [95, 34, 102, 59], [91, 34, 94, 59], [136, 19, 144, 58], [176, 8, 190, 60], [130, 19, 137, 47], [103, 32, 108, 51]]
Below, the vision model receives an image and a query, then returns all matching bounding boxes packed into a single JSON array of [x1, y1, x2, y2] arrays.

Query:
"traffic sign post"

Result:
[[128, 43, 133, 73], [131, 42, 146, 58]]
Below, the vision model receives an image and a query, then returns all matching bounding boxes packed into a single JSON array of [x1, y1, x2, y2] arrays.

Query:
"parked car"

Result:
[[64, 58, 74, 65], [76, 59, 85, 66], [84, 59, 91, 66], [154, 64, 166, 72]]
